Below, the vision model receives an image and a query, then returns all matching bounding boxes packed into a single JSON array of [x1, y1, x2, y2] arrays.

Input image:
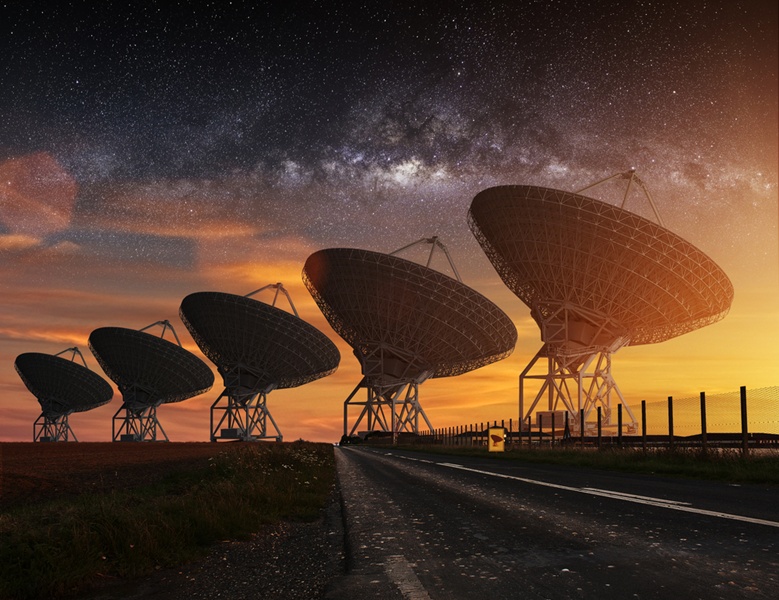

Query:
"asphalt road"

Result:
[[325, 446, 779, 600]]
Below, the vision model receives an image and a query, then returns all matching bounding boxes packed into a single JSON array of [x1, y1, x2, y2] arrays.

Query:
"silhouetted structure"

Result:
[[179, 284, 339, 441], [89, 320, 213, 441], [15, 347, 113, 441], [469, 175, 733, 434], [303, 237, 517, 440]]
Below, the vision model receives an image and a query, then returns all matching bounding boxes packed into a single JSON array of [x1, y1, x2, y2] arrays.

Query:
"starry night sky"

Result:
[[1, 0, 777, 441]]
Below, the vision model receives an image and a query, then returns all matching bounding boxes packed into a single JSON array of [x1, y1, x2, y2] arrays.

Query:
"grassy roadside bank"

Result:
[[392, 444, 779, 485], [0, 442, 335, 600]]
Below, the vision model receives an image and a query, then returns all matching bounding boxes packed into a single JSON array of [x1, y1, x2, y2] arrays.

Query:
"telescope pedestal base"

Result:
[[210, 390, 282, 442], [112, 405, 168, 442], [519, 347, 638, 435], [34, 414, 76, 442], [344, 378, 434, 442]]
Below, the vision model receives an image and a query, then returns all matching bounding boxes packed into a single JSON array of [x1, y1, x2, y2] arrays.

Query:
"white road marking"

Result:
[[384, 555, 432, 600], [417, 459, 779, 529], [581, 487, 692, 506]]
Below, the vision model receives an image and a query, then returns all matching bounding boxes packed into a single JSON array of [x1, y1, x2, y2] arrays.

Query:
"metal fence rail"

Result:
[[417, 386, 779, 454], [644, 386, 779, 435]]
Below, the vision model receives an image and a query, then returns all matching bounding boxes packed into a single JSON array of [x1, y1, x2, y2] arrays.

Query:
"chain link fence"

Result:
[[641, 386, 779, 436]]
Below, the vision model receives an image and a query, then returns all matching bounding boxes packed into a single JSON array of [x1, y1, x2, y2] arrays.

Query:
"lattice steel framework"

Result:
[[303, 240, 517, 440], [469, 183, 734, 433], [179, 284, 340, 442], [89, 321, 214, 442], [15, 347, 113, 442]]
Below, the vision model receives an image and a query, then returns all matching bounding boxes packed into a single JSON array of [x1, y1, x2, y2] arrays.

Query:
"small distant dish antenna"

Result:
[[469, 177, 733, 435], [14, 347, 113, 442], [89, 320, 214, 442], [303, 237, 517, 442], [179, 283, 340, 442]]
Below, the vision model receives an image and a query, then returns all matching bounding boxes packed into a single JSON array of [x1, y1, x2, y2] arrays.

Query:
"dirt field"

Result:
[[0, 442, 237, 510]]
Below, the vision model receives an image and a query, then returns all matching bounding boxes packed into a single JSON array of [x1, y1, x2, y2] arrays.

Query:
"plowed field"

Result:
[[0, 442, 237, 510]]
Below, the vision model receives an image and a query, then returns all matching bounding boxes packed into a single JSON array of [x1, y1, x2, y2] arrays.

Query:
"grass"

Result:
[[0, 442, 335, 600], [394, 443, 779, 485]]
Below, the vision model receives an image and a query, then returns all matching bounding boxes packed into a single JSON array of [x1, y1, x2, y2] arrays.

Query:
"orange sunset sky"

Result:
[[1, 2, 777, 442], [1, 151, 777, 442]]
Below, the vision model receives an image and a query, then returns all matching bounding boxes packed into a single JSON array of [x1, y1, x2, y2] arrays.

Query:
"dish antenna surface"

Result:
[[303, 237, 517, 441], [468, 174, 734, 434], [14, 347, 113, 442], [88, 320, 214, 441], [179, 283, 340, 442]]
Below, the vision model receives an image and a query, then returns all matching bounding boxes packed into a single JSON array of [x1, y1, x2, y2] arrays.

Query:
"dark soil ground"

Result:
[[0, 442, 236, 510]]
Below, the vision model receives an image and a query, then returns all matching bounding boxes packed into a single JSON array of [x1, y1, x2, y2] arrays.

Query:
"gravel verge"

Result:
[[79, 488, 346, 600]]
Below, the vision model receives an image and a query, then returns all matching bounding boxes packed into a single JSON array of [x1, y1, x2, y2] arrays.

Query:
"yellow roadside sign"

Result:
[[488, 427, 505, 452]]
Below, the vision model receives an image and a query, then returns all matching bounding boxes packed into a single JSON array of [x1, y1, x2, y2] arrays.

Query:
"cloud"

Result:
[[72, 180, 273, 238], [0, 234, 40, 252], [44, 228, 198, 269], [0, 153, 78, 237]]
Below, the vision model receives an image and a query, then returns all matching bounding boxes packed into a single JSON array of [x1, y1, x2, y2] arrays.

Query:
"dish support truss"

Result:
[[111, 320, 181, 442], [519, 346, 639, 435], [34, 412, 76, 442], [575, 169, 665, 228], [343, 379, 434, 441], [343, 344, 434, 442], [389, 235, 463, 282], [210, 365, 282, 442], [207, 284, 302, 442], [513, 168, 664, 436], [33, 347, 88, 442], [113, 393, 168, 442], [342, 236, 466, 440]]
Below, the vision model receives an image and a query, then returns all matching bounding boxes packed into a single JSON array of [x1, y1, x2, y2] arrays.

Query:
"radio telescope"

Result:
[[14, 347, 113, 442], [303, 237, 517, 441], [179, 283, 340, 442], [88, 320, 214, 441], [468, 172, 734, 433]]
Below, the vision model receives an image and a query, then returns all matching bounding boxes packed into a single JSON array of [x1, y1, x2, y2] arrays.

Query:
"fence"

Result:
[[418, 386, 779, 455]]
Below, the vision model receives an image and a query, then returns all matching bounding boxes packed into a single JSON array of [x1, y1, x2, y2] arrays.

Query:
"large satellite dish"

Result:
[[179, 283, 340, 442], [468, 172, 734, 433], [88, 320, 214, 441], [303, 237, 517, 440], [14, 347, 113, 442]]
